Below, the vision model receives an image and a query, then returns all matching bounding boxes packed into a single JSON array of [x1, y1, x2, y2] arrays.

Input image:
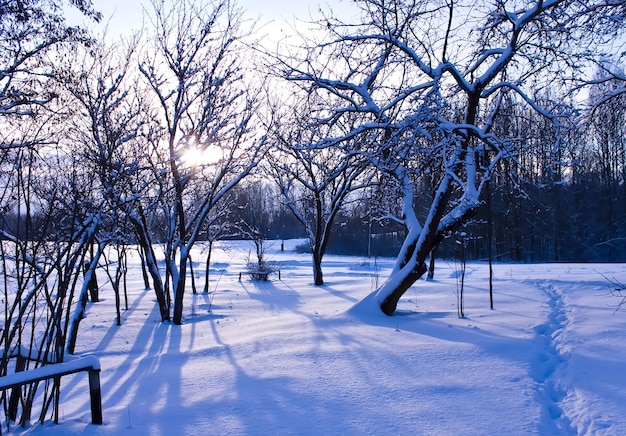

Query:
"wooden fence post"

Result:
[[8, 354, 26, 421], [88, 368, 103, 425]]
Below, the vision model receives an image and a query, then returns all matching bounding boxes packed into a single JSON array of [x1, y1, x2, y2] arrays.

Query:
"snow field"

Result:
[[17, 240, 626, 435]]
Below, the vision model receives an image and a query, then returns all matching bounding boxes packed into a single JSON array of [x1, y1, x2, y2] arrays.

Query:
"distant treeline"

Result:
[[4, 168, 624, 263]]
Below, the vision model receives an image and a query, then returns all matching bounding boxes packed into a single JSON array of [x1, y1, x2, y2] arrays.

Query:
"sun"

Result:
[[180, 143, 223, 168]]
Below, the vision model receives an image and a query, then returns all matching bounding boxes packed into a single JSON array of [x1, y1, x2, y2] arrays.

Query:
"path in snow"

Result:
[[532, 282, 574, 434]]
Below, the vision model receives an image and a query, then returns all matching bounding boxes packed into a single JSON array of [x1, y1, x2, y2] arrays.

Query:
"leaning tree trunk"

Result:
[[67, 243, 105, 355], [377, 172, 457, 315], [379, 261, 428, 315], [376, 186, 479, 315], [129, 213, 170, 321], [378, 227, 439, 316], [374, 93, 483, 315]]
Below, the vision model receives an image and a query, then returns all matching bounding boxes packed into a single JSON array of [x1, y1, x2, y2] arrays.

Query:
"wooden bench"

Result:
[[0, 355, 102, 425]]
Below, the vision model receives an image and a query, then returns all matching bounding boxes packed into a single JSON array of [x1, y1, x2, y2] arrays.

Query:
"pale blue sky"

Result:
[[72, 0, 358, 39]]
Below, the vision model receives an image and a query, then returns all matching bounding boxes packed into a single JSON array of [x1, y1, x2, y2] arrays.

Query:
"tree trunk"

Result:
[[376, 197, 479, 315], [129, 213, 170, 321], [312, 244, 324, 285], [172, 251, 188, 325], [375, 159, 482, 315], [427, 246, 437, 280], [486, 175, 494, 309], [82, 260, 99, 302], [89, 243, 99, 302], [123, 251, 129, 311], [113, 271, 122, 326], [203, 240, 213, 293], [189, 254, 197, 294], [312, 255, 323, 286], [138, 246, 151, 290], [68, 243, 104, 355], [380, 261, 428, 315]]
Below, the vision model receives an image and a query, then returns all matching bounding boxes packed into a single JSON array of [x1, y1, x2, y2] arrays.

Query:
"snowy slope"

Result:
[[14, 240, 626, 435]]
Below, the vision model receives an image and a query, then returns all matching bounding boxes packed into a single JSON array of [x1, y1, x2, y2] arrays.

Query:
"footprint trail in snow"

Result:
[[532, 282, 575, 435]]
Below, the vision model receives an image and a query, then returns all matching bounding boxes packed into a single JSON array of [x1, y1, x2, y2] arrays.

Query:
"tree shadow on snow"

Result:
[[345, 292, 533, 367], [237, 279, 302, 312]]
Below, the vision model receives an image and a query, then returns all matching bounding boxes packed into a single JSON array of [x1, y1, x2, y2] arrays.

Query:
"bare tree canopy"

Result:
[[277, 0, 626, 315], [139, 0, 267, 324], [0, 0, 101, 117]]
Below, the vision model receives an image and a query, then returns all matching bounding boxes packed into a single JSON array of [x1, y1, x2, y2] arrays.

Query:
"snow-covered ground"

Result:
[[16, 240, 626, 435]]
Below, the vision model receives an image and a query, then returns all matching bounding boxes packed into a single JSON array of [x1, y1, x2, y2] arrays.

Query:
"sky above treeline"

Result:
[[69, 0, 360, 40]]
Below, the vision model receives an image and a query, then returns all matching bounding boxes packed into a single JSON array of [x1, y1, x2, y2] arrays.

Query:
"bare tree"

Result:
[[267, 96, 373, 285], [280, 0, 619, 315], [139, 0, 266, 324], [0, 119, 107, 426], [0, 0, 100, 122], [0, 0, 105, 426], [228, 181, 278, 280], [53, 32, 173, 344], [574, 1, 626, 107]]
